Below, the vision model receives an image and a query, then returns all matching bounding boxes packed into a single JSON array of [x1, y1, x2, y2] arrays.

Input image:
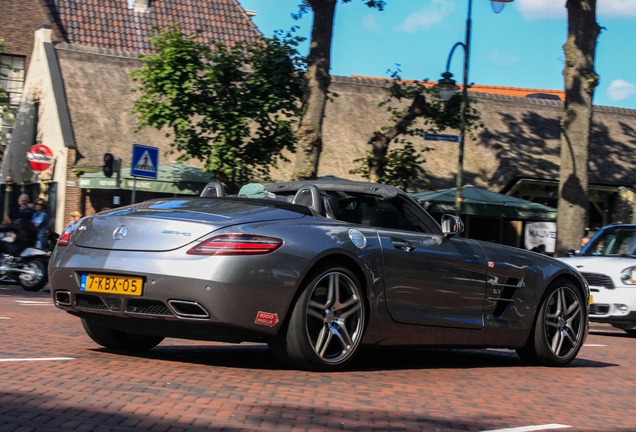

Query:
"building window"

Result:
[[0, 55, 26, 150]]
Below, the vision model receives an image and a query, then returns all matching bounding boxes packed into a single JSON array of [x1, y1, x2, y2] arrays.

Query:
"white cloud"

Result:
[[607, 79, 636, 101], [361, 15, 382, 34], [516, 0, 566, 20], [485, 51, 522, 67], [397, 0, 456, 33], [515, 0, 636, 20], [598, 0, 636, 17]]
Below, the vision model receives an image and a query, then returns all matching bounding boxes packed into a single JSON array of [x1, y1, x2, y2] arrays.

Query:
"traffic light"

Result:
[[103, 153, 115, 178]]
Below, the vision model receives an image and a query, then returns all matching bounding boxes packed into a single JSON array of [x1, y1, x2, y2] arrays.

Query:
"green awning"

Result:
[[78, 164, 213, 195], [410, 186, 557, 221]]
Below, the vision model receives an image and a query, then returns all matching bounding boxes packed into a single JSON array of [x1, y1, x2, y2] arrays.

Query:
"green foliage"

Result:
[[129, 26, 305, 182], [350, 143, 429, 188], [351, 68, 485, 186], [382, 68, 484, 141]]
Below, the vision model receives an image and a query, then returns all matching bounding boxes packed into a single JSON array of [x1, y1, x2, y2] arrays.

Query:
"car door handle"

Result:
[[391, 238, 416, 252]]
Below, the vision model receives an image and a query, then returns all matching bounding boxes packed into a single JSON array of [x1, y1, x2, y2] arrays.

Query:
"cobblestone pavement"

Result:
[[1, 286, 635, 432]]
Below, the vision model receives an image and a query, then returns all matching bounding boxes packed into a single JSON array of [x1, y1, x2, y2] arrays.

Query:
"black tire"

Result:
[[81, 318, 164, 351], [19, 258, 48, 292], [624, 329, 636, 337], [516, 279, 587, 366], [268, 264, 366, 371]]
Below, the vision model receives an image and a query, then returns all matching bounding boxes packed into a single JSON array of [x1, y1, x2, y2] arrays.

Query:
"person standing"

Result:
[[32, 198, 49, 250], [6, 194, 30, 224]]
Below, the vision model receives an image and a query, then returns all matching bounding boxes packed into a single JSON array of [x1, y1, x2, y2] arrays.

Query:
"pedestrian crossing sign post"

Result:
[[131, 144, 159, 179], [131, 144, 159, 204]]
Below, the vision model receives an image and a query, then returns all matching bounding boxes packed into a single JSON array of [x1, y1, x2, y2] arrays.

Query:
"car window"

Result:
[[325, 193, 433, 233], [582, 227, 636, 256]]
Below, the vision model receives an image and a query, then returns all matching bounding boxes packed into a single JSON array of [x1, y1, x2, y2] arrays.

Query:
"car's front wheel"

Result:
[[81, 319, 164, 351], [517, 279, 587, 366], [269, 264, 366, 371]]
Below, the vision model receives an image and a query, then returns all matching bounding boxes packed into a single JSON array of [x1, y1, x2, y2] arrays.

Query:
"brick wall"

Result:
[[0, 0, 58, 74]]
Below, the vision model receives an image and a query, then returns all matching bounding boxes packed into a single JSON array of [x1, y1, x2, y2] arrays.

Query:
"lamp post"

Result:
[[434, 0, 513, 217]]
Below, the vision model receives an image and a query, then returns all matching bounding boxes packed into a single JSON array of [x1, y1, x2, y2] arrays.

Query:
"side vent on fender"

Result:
[[489, 277, 521, 318]]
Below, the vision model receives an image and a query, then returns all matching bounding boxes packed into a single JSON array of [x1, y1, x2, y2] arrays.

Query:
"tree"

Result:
[[352, 72, 483, 187], [129, 26, 305, 184], [292, 0, 385, 180], [555, 0, 601, 256]]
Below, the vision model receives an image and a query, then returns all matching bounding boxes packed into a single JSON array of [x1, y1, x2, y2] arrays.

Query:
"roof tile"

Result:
[[42, 0, 261, 53]]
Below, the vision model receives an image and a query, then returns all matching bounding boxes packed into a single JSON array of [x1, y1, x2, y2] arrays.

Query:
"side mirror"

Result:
[[441, 214, 464, 236], [566, 249, 578, 257]]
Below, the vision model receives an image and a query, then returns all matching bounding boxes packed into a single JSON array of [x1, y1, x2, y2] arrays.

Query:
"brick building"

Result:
[[2, 0, 636, 251], [0, 0, 260, 233]]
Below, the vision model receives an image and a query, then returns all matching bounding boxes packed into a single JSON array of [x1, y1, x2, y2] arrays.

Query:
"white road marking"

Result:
[[482, 424, 571, 432], [0, 317, 10, 319], [0, 357, 75, 362], [584, 344, 607, 347], [14, 300, 51, 305]]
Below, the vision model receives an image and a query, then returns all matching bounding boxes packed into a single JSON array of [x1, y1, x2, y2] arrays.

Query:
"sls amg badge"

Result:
[[254, 311, 279, 327]]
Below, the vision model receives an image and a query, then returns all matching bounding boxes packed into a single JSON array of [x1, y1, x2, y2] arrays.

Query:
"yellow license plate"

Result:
[[81, 274, 143, 296]]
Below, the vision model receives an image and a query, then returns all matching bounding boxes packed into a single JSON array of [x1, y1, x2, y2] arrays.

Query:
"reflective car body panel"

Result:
[[50, 180, 589, 366], [381, 230, 489, 329]]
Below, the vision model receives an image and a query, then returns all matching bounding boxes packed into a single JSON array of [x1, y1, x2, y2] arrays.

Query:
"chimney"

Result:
[[133, 0, 150, 13]]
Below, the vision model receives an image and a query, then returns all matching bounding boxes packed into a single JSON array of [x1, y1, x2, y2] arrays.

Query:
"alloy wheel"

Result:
[[543, 285, 584, 359], [304, 271, 364, 364]]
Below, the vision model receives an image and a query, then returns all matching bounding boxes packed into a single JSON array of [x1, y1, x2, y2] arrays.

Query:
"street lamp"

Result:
[[434, 0, 513, 217]]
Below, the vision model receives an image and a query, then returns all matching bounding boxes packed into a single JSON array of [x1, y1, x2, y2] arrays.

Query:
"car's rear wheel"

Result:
[[81, 318, 164, 351], [516, 279, 586, 366], [269, 264, 366, 371]]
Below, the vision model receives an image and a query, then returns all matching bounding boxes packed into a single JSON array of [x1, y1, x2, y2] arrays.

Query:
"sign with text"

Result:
[[131, 144, 159, 179], [27, 145, 55, 171], [525, 221, 557, 253], [424, 133, 460, 142]]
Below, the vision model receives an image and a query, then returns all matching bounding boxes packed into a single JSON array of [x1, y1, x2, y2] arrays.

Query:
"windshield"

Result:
[[581, 227, 636, 257]]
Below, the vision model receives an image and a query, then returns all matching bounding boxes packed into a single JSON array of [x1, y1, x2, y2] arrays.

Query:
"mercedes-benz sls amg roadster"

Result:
[[49, 180, 589, 371]]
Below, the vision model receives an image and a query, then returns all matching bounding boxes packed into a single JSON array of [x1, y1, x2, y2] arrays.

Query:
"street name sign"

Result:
[[423, 133, 460, 142]]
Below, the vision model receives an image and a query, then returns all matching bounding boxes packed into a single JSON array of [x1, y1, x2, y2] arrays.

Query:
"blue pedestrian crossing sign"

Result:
[[131, 144, 159, 179]]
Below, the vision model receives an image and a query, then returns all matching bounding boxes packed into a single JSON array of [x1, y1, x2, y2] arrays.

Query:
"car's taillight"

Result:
[[187, 234, 283, 256], [57, 224, 74, 247]]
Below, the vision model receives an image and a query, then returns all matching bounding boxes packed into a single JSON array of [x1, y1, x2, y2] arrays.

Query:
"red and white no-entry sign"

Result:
[[27, 145, 55, 171]]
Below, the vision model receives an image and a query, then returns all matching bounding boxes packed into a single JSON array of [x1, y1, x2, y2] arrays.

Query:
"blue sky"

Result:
[[237, 0, 636, 110]]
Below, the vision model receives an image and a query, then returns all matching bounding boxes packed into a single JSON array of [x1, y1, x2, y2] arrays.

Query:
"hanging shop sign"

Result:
[[27, 145, 55, 171]]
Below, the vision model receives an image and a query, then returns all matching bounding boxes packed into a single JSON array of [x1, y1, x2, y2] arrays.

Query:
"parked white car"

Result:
[[559, 224, 636, 336]]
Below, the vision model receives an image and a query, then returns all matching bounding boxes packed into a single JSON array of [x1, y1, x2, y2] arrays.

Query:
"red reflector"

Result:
[[187, 234, 283, 256], [57, 225, 73, 247]]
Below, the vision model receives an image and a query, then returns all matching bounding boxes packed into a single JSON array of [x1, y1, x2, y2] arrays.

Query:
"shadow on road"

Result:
[[90, 343, 616, 372]]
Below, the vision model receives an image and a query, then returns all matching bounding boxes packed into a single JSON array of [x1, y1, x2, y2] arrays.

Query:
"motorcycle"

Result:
[[0, 247, 50, 292]]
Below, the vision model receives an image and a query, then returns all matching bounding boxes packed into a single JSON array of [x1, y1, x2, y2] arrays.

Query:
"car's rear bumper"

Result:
[[49, 247, 310, 337]]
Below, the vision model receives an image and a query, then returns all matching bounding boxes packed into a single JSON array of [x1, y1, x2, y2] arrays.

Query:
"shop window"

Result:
[[0, 55, 26, 149]]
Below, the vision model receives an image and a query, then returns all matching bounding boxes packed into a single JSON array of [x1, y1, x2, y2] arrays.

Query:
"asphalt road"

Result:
[[1, 283, 635, 432]]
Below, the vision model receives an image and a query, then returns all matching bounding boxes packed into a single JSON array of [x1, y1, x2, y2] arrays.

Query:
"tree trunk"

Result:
[[367, 93, 437, 182], [292, 0, 336, 180], [555, 0, 600, 256]]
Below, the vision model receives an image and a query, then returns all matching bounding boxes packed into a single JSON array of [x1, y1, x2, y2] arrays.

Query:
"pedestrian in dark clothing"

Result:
[[0, 206, 38, 256], [5, 194, 30, 223]]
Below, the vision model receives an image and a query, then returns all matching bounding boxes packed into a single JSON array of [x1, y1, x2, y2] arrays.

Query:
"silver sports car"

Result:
[[49, 180, 589, 371]]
